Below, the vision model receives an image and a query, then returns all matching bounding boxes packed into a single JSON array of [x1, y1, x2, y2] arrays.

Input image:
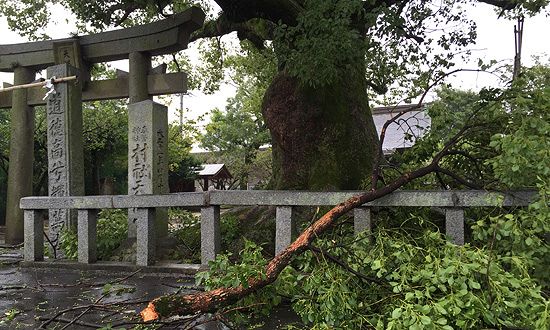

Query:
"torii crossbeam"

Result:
[[0, 7, 205, 245]]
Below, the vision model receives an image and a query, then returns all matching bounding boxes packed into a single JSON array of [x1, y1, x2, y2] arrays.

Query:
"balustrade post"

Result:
[[78, 209, 98, 263], [201, 206, 221, 265], [275, 206, 295, 255], [353, 207, 372, 235], [24, 210, 43, 261], [445, 208, 465, 245], [136, 208, 156, 266]]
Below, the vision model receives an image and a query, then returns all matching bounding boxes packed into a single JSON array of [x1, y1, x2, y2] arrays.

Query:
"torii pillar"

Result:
[[5, 66, 35, 244], [1, 6, 205, 246], [127, 51, 169, 241]]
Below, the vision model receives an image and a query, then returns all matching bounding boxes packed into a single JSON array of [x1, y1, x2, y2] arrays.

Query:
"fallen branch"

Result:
[[140, 111, 478, 321], [141, 159, 441, 321], [37, 316, 101, 328]]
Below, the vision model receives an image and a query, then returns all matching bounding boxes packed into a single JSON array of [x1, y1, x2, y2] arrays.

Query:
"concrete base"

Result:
[[20, 260, 201, 276]]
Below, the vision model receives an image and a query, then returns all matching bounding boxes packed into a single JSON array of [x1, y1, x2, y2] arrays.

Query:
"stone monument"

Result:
[[45, 64, 85, 249], [0, 7, 205, 258]]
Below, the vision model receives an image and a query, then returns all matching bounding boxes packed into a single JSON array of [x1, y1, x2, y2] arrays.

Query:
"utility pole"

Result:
[[513, 16, 524, 81], [179, 93, 184, 133]]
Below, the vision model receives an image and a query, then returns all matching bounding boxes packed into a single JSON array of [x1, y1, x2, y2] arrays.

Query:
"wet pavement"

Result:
[[0, 248, 302, 329], [0, 256, 202, 329]]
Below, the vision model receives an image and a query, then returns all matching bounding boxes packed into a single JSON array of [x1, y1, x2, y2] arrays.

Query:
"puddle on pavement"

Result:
[[0, 263, 302, 329]]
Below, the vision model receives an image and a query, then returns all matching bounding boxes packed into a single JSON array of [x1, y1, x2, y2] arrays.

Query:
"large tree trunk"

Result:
[[262, 68, 379, 190]]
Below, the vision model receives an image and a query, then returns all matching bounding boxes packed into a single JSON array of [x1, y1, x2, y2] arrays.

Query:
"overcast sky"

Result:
[[1, 2, 549, 125]]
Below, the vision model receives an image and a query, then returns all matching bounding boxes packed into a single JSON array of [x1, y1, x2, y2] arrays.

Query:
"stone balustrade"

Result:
[[20, 190, 536, 267]]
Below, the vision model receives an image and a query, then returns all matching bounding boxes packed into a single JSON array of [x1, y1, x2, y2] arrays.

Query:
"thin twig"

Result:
[[37, 316, 101, 328], [60, 292, 109, 329], [308, 244, 386, 287]]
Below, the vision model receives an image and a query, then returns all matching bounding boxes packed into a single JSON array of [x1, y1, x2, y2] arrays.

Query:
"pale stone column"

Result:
[[78, 209, 97, 263], [136, 208, 156, 266], [5, 66, 35, 244], [128, 51, 155, 238], [275, 206, 295, 255], [353, 207, 372, 235], [201, 206, 221, 265], [129, 52, 151, 103], [127, 100, 168, 241], [23, 210, 44, 261], [45, 64, 85, 253], [445, 208, 465, 245]]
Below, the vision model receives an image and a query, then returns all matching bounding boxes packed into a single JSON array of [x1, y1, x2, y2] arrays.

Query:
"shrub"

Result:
[[59, 209, 127, 260]]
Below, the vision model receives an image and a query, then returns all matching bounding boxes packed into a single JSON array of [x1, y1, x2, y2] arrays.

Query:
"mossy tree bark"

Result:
[[262, 67, 379, 190]]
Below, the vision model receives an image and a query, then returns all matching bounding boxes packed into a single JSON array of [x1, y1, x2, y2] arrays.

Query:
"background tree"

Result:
[[5, 0, 547, 191], [168, 121, 201, 192], [142, 61, 550, 329], [199, 43, 274, 189]]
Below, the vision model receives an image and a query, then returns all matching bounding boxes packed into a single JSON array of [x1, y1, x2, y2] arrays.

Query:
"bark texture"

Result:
[[262, 71, 379, 190]]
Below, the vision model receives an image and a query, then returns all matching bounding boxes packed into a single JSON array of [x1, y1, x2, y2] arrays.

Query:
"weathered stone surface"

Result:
[[20, 196, 113, 209], [353, 207, 372, 235], [201, 206, 221, 265], [129, 52, 151, 104], [0, 7, 205, 71], [46, 64, 85, 251], [209, 190, 537, 207], [5, 66, 35, 244], [23, 210, 43, 261], [445, 208, 465, 245], [275, 206, 295, 255], [127, 100, 169, 239], [0, 72, 188, 109], [53, 40, 84, 71], [113, 193, 203, 209], [136, 208, 156, 266], [20, 190, 537, 210], [78, 210, 97, 263]]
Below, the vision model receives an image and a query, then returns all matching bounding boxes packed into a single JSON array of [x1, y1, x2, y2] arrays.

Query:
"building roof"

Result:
[[196, 164, 232, 179], [371, 104, 431, 154]]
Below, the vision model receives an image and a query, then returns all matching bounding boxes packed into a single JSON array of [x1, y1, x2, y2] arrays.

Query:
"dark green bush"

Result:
[[60, 209, 127, 260]]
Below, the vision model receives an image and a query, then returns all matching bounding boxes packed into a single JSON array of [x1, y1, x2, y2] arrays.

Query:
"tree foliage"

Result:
[[3, 1, 548, 99], [187, 62, 550, 329], [199, 41, 274, 188]]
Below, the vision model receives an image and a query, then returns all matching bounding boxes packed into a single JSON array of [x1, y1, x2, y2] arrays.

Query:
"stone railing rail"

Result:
[[20, 190, 536, 267]]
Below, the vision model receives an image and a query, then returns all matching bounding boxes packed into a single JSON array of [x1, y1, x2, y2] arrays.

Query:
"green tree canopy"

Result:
[[2, 0, 548, 191], [199, 42, 274, 188]]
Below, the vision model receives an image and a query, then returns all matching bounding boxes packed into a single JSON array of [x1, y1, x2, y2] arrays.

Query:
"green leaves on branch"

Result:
[[0, 0, 50, 40], [196, 240, 283, 321], [60, 209, 128, 260], [197, 218, 549, 329], [487, 62, 550, 189], [274, 0, 366, 88]]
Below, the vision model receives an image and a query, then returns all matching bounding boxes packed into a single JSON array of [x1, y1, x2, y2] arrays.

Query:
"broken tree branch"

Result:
[[140, 103, 477, 321], [140, 152, 455, 320]]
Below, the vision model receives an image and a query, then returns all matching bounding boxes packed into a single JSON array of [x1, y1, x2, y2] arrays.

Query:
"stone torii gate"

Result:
[[0, 7, 205, 248]]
